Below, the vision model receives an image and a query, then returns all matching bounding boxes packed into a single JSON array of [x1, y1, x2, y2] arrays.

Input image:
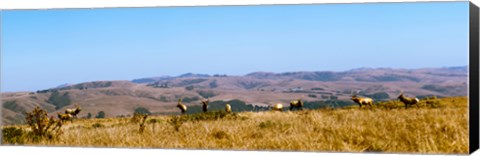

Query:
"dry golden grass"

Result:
[[5, 97, 468, 154]]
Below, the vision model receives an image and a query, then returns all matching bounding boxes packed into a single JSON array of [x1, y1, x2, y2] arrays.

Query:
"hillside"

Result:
[[2, 96, 468, 154], [1, 66, 468, 125]]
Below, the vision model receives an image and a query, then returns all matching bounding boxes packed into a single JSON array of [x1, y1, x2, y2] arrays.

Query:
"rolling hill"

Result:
[[1, 66, 468, 125]]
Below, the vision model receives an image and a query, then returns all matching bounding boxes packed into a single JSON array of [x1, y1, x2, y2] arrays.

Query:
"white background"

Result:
[[0, 0, 478, 156]]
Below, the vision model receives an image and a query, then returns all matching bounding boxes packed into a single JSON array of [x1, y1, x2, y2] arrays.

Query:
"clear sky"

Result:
[[1, 2, 469, 92]]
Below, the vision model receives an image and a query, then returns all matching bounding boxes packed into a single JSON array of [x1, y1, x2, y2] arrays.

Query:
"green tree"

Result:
[[134, 107, 151, 115], [86, 113, 92, 119], [96, 111, 106, 118]]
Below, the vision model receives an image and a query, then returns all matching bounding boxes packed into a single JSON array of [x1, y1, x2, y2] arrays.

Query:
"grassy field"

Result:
[[2, 96, 469, 154]]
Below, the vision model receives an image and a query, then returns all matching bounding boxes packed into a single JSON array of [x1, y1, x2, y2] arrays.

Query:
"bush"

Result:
[[423, 96, 442, 108], [131, 112, 148, 124], [134, 107, 151, 115], [2, 127, 26, 144], [168, 116, 184, 132], [25, 106, 63, 142], [96, 111, 106, 118], [138, 115, 148, 133]]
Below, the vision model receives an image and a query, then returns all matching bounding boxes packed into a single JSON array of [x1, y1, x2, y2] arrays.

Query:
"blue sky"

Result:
[[1, 2, 469, 92]]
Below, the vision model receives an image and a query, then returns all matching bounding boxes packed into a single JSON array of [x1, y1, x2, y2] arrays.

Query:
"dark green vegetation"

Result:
[[134, 107, 151, 115], [47, 90, 72, 110], [2, 106, 64, 144], [95, 111, 106, 118]]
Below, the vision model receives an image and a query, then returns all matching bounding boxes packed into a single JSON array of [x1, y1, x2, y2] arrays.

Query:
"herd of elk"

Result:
[[172, 90, 424, 114], [53, 92, 423, 118]]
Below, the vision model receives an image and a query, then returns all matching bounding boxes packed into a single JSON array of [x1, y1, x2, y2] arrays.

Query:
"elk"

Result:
[[225, 103, 232, 113], [290, 99, 304, 111], [201, 98, 209, 113], [271, 103, 284, 112], [398, 92, 420, 108], [65, 105, 81, 119], [351, 95, 374, 109], [57, 113, 73, 123], [177, 98, 187, 114]]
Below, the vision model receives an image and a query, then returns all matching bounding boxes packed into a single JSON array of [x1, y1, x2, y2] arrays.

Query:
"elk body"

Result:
[[57, 113, 73, 123], [271, 103, 284, 111], [351, 95, 373, 109], [225, 104, 232, 113], [289, 99, 304, 111], [65, 105, 81, 118], [398, 93, 420, 108], [177, 98, 187, 114], [201, 99, 209, 112]]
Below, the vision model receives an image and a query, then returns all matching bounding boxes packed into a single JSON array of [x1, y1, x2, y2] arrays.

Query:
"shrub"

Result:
[[423, 96, 442, 108], [134, 107, 151, 115], [167, 116, 184, 132], [96, 111, 106, 118], [25, 106, 63, 142], [138, 114, 148, 133], [2, 127, 26, 144]]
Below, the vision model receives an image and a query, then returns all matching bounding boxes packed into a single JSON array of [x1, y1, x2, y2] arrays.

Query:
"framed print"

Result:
[[1, 0, 479, 155]]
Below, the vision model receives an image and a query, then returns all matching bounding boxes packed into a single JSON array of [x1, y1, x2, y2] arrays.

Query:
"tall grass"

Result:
[[2, 97, 468, 154]]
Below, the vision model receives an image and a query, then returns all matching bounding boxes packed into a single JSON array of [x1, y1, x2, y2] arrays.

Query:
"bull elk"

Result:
[[351, 95, 373, 109], [65, 104, 81, 119], [177, 98, 187, 114], [290, 99, 304, 111], [398, 92, 420, 109], [225, 103, 232, 113], [201, 98, 209, 113], [57, 113, 73, 123], [271, 103, 284, 112]]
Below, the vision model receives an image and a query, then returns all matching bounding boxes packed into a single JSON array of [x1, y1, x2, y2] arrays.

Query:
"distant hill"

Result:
[[1, 66, 468, 125]]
